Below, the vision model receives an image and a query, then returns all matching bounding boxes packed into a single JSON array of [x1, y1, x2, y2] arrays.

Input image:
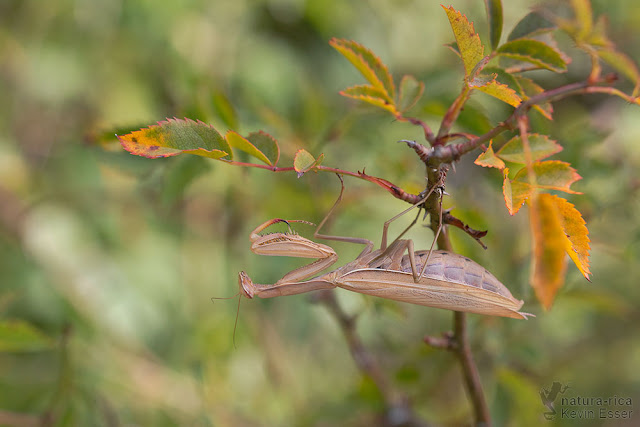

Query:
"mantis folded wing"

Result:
[[238, 180, 532, 319]]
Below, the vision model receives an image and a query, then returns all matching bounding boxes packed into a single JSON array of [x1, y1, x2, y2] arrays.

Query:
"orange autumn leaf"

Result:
[[529, 193, 568, 309]]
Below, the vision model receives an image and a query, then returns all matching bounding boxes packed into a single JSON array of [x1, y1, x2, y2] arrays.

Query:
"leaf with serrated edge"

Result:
[[397, 75, 425, 113], [341, 85, 397, 114], [508, 11, 556, 41], [549, 194, 591, 280], [476, 80, 522, 107], [293, 149, 316, 177], [475, 141, 505, 169], [529, 193, 568, 309], [226, 130, 271, 165], [484, 0, 503, 50], [330, 38, 395, 100], [503, 168, 531, 215], [497, 134, 562, 163], [442, 5, 485, 77], [483, 66, 521, 92], [497, 39, 567, 72], [514, 161, 582, 194], [515, 76, 553, 120], [598, 49, 640, 97], [247, 131, 280, 167], [118, 118, 231, 160]]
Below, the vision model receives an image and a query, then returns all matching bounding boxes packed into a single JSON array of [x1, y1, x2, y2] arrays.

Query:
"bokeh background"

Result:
[[1, 0, 639, 425]]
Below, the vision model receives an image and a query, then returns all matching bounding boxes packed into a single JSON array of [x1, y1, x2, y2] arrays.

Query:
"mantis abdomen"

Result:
[[338, 251, 531, 319]]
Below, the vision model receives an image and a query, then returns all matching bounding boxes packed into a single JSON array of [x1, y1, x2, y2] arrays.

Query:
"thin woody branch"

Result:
[[443, 211, 488, 250], [433, 76, 620, 164], [311, 290, 428, 427], [224, 160, 425, 205]]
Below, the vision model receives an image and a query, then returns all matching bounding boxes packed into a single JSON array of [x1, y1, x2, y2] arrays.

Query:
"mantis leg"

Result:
[[239, 271, 335, 299], [246, 217, 339, 285], [314, 174, 374, 258], [417, 189, 444, 281]]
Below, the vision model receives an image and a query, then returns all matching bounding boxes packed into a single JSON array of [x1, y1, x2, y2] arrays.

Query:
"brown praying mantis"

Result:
[[238, 176, 532, 319]]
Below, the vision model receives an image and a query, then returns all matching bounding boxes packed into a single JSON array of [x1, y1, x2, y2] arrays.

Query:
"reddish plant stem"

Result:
[[224, 161, 424, 205], [434, 77, 618, 163], [436, 86, 472, 142], [396, 115, 436, 144]]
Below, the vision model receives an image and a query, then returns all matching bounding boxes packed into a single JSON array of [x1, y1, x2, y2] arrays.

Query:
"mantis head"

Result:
[[238, 271, 255, 299]]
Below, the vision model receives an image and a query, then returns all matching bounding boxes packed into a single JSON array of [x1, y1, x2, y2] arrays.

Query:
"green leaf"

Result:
[[118, 118, 231, 160], [515, 76, 553, 120], [0, 320, 55, 352], [397, 75, 425, 113], [246, 131, 280, 167], [456, 101, 493, 135], [211, 90, 238, 130], [225, 131, 272, 165], [474, 141, 505, 169], [293, 149, 318, 177], [476, 79, 522, 107], [497, 134, 562, 163], [513, 160, 582, 194], [468, 73, 495, 88], [507, 11, 555, 41], [442, 5, 485, 77], [497, 39, 567, 72], [330, 38, 395, 100], [503, 168, 530, 215], [598, 49, 640, 97], [340, 85, 397, 114], [484, 0, 503, 50]]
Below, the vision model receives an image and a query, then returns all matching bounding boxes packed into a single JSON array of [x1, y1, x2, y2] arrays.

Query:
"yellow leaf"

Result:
[[550, 195, 591, 280], [340, 85, 397, 114], [475, 141, 506, 169], [293, 149, 320, 177], [570, 0, 593, 40], [442, 5, 485, 77], [503, 168, 531, 215], [529, 193, 568, 310], [330, 38, 395, 100], [225, 131, 272, 165], [476, 79, 522, 107]]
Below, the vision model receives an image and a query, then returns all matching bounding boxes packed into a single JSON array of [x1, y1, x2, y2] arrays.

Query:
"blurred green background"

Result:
[[1, 0, 640, 425]]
